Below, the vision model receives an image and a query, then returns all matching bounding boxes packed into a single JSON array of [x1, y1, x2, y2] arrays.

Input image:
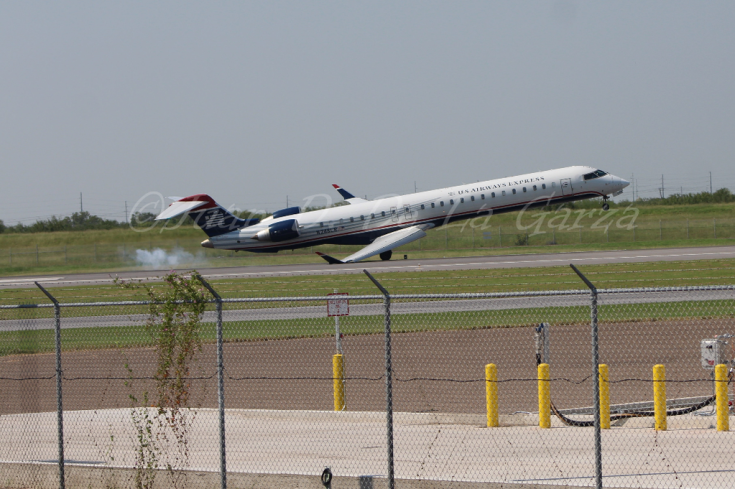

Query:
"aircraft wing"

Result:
[[332, 184, 369, 204], [316, 224, 432, 264]]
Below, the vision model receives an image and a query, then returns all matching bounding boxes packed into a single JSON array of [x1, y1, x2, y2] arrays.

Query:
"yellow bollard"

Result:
[[715, 364, 729, 432], [538, 363, 550, 429], [653, 364, 667, 431], [486, 364, 499, 427], [599, 364, 610, 430], [333, 354, 345, 411]]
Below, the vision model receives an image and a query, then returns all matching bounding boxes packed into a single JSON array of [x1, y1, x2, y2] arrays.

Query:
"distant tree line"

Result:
[[0, 211, 124, 234], [2, 189, 732, 234]]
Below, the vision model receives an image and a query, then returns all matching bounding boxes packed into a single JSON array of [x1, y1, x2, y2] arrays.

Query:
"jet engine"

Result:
[[272, 206, 301, 219], [254, 218, 300, 242]]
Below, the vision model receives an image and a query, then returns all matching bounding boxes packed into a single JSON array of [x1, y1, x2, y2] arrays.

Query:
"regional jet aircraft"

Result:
[[155, 166, 629, 263]]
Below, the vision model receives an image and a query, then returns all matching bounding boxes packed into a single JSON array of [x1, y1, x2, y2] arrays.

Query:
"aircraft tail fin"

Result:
[[155, 194, 259, 237]]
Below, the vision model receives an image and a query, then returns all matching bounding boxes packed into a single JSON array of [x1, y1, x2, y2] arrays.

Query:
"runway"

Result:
[[1, 245, 735, 289]]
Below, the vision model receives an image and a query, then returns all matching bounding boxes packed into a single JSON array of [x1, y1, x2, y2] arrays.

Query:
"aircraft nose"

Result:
[[620, 178, 630, 188]]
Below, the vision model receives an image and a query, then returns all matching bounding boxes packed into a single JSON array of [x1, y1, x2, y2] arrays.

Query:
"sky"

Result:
[[2, 1, 734, 224]]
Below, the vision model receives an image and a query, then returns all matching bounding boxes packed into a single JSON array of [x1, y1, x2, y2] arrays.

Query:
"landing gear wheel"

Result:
[[602, 203, 610, 211], [379, 250, 393, 261]]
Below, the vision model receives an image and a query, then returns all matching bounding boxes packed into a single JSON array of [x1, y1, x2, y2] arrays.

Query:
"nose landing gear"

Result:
[[602, 197, 610, 211]]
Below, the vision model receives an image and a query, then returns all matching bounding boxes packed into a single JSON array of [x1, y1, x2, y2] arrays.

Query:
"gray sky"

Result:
[[2, 1, 734, 224]]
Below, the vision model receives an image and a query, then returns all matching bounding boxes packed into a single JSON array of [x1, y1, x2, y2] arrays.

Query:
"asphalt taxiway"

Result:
[[1, 245, 734, 289]]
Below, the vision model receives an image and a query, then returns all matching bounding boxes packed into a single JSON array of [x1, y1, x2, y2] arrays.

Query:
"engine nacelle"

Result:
[[254, 219, 300, 242], [272, 206, 301, 219]]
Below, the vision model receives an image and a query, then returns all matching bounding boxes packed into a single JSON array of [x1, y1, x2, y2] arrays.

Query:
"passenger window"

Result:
[[431, 203, 435, 208], [320, 222, 324, 227], [523, 187, 527, 193], [371, 213, 375, 219], [381, 211, 386, 217], [420, 204, 425, 210], [533, 185, 537, 191], [542, 183, 546, 190], [360, 215, 365, 221], [440, 201, 445, 207], [512, 189, 516, 195], [450, 199, 454, 205], [460, 198, 464, 203], [502, 191, 506, 196], [491, 192, 495, 198], [471, 196, 475, 201], [552, 182, 556, 187], [350, 217, 354, 222], [482, 194, 486, 199]]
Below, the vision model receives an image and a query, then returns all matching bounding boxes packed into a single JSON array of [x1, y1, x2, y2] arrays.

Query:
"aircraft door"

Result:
[[560, 178, 573, 196], [404, 205, 412, 221], [390, 206, 399, 222]]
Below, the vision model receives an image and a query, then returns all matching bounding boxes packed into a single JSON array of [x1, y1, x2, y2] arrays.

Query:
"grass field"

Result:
[[2, 299, 733, 356], [0, 202, 734, 276], [2, 257, 734, 307]]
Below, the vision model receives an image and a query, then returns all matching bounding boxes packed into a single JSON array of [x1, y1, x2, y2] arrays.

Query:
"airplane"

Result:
[[155, 166, 629, 264]]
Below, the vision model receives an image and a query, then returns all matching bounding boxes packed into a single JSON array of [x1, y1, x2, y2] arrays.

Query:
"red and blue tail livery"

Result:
[[156, 194, 259, 238]]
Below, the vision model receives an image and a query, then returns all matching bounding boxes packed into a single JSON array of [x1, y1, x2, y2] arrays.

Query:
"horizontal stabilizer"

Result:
[[155, 200, 208, 220]]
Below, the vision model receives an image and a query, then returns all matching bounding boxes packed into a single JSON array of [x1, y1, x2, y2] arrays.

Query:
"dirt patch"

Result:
[[1, 318, 732, 416]]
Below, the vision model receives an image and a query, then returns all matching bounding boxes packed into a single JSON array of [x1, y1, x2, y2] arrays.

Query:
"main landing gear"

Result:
[[379, 250, 393, 261], [602, 196, 610, 211]]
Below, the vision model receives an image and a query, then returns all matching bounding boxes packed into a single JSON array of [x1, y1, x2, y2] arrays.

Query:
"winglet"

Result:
[[315, 251, 344, 265], [332, 184, 356, 200]]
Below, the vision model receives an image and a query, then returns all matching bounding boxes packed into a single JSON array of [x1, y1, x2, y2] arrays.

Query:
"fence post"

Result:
[[363, 270, 395, 489], [35, 282, 65, 489], [569, 264, 602, 489], [195, 274, 227, 489]]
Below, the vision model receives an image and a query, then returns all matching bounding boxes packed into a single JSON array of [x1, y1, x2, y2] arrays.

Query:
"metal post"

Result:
[[570, 265, 602, 489], [195, 274, 226, 489], [35, 282, 65, 489], [363, 270, 395, 489]]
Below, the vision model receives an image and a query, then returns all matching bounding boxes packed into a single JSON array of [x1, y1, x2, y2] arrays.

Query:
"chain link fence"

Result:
[[1, 272, 733, 488]]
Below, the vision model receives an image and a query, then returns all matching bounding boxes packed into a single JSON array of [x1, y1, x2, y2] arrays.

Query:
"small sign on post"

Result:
[[328, 292, 349, 354], [327, 293, 349, 317]]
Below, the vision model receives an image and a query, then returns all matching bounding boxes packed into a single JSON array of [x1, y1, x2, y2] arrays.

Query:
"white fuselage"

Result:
[[208, 166, 628, 251]]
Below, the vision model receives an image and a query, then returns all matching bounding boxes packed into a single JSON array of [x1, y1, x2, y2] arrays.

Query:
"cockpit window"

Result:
[[583, 170, 608, 181]]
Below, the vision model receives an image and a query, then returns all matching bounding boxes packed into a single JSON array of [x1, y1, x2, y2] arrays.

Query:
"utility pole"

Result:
[[80, 193, 83, 212], [658, 175, 665, 199], [414, 181, 417, 193], [630, 173, 635, 201], [125, 201, 128, 224], [710, 172, 713, 193]]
